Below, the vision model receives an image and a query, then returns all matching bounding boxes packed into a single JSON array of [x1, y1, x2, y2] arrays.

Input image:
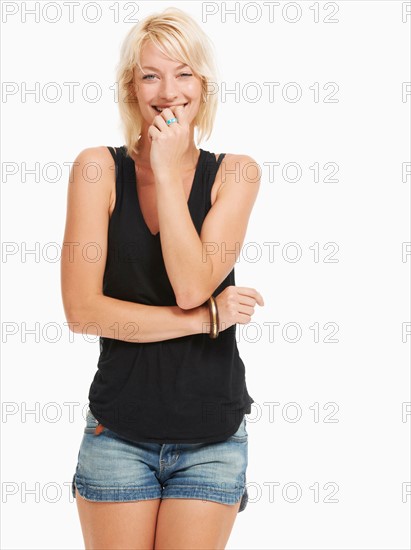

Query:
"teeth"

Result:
[[153, 104, 188, 112]]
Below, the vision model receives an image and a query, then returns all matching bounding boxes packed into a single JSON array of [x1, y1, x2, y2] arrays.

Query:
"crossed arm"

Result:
[[156, 153, 261, 309], [60, 147, 261, 342]]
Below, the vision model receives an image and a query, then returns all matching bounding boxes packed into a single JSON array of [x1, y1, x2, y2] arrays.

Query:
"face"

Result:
[[133, 40, 203, 129]]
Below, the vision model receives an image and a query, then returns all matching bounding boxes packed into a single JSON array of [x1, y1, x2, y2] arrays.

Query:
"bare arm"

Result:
[[60, 146, 210, 343], [67, 295, 210, 343], [155, 154, 261, 309]]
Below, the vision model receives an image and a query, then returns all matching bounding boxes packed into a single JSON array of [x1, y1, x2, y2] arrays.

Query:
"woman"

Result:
[[61, 7, 264, 549]]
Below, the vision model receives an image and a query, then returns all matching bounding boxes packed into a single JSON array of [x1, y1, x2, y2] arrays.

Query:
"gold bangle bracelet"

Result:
[[208, 296, 219, 339]]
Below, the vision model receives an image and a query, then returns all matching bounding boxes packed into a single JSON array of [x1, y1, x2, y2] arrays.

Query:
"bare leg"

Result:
[[75, 487, 161, 549], [153, 498, 242, 550]]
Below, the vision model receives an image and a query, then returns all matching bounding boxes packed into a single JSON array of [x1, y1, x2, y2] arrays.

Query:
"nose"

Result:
[[158, 75, 178, 101]]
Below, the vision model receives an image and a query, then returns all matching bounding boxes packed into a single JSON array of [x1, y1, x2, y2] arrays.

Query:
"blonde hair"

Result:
[[116, 7, 220, 157]]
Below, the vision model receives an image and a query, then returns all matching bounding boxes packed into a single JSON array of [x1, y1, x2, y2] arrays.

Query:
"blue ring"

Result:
[[166, 117, 178, 125]]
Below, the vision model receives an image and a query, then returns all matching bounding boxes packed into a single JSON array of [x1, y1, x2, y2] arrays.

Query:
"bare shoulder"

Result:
[[215, 152, 260, 171], [70, 145, 116, 205], [214, 153, 261, 198], [73, 145, 115, 169]]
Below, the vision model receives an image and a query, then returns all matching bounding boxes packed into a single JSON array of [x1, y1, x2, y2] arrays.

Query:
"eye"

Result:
[[142, 74, 156, 80], [180, 73, 192, 77]]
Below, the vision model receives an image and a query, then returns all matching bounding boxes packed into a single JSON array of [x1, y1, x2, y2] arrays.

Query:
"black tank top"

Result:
[[88, 145, 254, 444]]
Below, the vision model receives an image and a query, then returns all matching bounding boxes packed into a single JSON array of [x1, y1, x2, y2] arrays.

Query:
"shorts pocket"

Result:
[[227, 415, 248, 442]]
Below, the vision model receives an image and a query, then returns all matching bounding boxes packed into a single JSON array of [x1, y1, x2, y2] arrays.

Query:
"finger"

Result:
[[239, 295, 264, 307], [152, 114, 168, 131], [236, 287, 265, 306], [237, 295, 256, 307], [160, 107, 178, 125], [236, 287, 259, 296], [253, 292, 264, 306], [174, 104, 186, 123], [148, 125, 161, 140], [238, 304, 255, 316]]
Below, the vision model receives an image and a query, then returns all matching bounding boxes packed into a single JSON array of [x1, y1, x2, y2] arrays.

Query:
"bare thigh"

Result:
[[75, 487, 161, 549], [154, 498, 242, 550]]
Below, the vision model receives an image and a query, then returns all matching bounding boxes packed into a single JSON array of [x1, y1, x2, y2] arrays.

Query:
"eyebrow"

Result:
[[141, 63, 190, 72]]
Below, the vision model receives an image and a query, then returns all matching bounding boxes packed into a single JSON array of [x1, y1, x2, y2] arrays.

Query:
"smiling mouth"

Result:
[[152, 103, 188, 113]]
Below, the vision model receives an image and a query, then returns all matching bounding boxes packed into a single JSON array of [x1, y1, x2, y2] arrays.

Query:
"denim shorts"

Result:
[[71, 408, 249, 512]]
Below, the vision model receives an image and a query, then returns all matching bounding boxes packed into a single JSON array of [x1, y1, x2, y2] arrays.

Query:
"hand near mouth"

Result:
[[148, 105, 189, 178]]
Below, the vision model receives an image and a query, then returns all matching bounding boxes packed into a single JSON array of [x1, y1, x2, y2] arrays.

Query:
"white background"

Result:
[[1, 1, 410, 549]]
